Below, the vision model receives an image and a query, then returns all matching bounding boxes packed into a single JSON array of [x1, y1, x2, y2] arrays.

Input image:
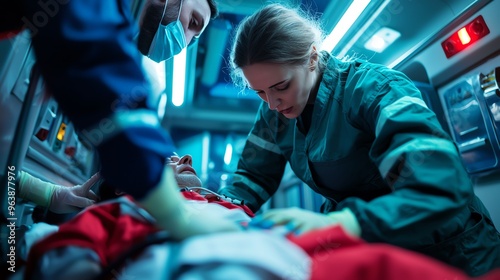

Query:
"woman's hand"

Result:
[[249, 207, 361, 237]]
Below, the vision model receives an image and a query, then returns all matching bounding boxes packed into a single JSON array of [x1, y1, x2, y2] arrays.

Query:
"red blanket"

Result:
[[27, 195, 500, 280]]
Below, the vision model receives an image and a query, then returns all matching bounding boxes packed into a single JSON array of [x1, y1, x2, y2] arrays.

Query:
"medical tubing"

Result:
[[181, 187, 245, 205]]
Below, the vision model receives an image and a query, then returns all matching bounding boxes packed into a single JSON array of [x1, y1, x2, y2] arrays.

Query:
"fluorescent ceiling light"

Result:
[[172, 48, 187, 107], [201, 132, 210, 178], [337, 0, 391, 58], [322, 0, 372, 52], [157, 92, 167, 120], [224, 142, 233, 165], [364, 27, 401, 53], [142, 57, 166, 95]]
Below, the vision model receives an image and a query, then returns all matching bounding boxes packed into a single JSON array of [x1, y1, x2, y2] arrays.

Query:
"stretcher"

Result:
[[18, 196, 500, 280]]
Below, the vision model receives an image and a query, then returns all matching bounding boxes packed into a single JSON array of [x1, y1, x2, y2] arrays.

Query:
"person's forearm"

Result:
[[18, 171, 57, 207], [341, 145, 472, 247], [139, 167, 241, 240]]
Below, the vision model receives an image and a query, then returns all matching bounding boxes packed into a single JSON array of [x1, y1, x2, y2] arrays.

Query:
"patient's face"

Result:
[[167, 154, 202, 188]]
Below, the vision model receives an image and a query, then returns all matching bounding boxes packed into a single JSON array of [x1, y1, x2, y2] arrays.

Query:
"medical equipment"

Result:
[[180, 186, 245, 206]]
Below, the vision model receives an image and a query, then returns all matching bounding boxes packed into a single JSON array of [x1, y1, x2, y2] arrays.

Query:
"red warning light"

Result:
[[35, 128, 49, 141], [457, 27, 471, 45], [441, 15, 490, 58]]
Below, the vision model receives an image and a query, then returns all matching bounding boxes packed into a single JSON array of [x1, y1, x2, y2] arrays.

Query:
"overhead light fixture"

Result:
[[157, 92, 167, 121], [142, 56, 166, 95], [201, 131, 210, 180], [322, 0, 372, 52], [364, 27, 401, 53], [224, 142, 233, 165], [337, 0, 391, 58], [172, 48, 187, 106], [201, 19, 231, 87]]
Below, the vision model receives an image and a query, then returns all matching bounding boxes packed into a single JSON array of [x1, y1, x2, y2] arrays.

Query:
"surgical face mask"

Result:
[[148, 0, 186, 62]]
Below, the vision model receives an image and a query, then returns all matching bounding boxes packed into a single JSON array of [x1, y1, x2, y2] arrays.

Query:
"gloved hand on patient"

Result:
[[249, 207, 361, 237], [139, 165, 242, 241], [19, 171, 100, 214]]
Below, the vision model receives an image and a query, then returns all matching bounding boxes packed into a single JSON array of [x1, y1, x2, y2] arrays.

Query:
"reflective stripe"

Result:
[[80, 109, 160, 146], [247, 134, 281, 154], [376, 96, 428, 136], [233, 174, 272, 202], [379, 137, 457, 178]]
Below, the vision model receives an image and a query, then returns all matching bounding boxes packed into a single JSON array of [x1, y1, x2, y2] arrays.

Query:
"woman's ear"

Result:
[[309, 45, 319, 71]]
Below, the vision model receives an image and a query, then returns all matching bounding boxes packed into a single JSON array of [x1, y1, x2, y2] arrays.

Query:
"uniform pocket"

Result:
[[308, 147, 391, 202], [418, 206, 500, 276]]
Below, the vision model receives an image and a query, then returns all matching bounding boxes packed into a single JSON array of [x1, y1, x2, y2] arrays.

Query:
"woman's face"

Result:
[[242, 60, 318, 119]]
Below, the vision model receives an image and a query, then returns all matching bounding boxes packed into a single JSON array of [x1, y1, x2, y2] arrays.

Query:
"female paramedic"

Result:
[[1, 0, 239, 240], [219, 3, 500, 276]]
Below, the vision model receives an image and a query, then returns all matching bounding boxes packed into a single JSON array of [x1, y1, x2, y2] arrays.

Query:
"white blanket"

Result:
[[25, 201, 312, 280]]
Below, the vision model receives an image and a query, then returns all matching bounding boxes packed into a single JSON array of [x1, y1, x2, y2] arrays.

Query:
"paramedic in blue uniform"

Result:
[[1, 0, 240, 239], [219, 3, 500, 276]]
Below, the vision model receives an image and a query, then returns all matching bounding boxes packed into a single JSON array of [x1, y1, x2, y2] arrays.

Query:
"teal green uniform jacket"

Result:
[[219, 56, 500, 276]]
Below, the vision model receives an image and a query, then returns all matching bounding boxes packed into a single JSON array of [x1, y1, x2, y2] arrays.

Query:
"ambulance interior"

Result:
[[1, 0, 500, 277]]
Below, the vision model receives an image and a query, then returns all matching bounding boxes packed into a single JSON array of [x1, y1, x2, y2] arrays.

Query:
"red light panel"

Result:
[[35, 129, 49, 141], [441, 15, 490, 58], [457, 27, 471, 45]]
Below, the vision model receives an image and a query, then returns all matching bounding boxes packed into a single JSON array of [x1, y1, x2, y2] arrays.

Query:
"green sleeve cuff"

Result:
[[18, 171, 58, 207]]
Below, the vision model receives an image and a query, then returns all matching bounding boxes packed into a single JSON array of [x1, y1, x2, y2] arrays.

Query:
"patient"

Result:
[[24, 154, 500, 280], [99, 153, 254, 217], [24, 154, 259, 279]]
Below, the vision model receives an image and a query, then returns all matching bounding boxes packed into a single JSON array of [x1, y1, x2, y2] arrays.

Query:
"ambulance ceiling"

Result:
[[159, 0, 484, 133]]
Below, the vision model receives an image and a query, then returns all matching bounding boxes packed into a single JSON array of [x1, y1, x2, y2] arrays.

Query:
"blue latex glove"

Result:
[[249, 207, 361, 237]]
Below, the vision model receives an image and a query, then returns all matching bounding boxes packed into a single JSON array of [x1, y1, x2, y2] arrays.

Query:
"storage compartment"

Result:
[[439, 56, 500, 174]]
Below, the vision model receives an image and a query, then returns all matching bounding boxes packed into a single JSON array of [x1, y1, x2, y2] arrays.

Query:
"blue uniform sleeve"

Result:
[[23, 0, 175, 199]]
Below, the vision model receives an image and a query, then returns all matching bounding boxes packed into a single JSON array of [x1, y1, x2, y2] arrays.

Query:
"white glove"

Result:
[[138, 166, 242, 240], [19, 171, 99, 213], [50, 173, 100, 213], [249, 207, 361, 237]]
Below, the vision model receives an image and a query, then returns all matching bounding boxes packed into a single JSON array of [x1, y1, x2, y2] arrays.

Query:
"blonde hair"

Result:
[[230, 3, 327, 88]]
